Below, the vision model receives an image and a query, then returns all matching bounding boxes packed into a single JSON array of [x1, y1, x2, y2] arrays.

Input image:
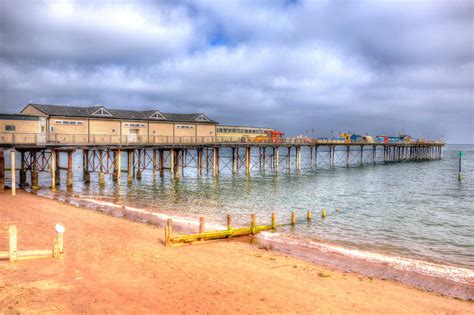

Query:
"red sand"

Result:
[[0, 191, 472, 313]]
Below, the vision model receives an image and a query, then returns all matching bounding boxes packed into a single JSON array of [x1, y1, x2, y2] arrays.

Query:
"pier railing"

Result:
[[0, 132, 444, 146]]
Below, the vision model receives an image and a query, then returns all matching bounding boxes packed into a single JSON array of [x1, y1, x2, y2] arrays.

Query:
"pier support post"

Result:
[[136, 149, 142, 180], [296, 146, 301, 170], [127, 150, 133, 183], [245, 147, 250, 175], [159, 149, 164, 177], [372, 146, 376, 164], [170, 149, 175, 176], [231, 147, 236, 173], [56, 151, 61, 185], [198, 148, 203, 176], [346, 146, 349, 167], [275, 146, 279, 171], [117, 149, 121, 181], [213, 147, 219, 176], [112, 150, 118, 181], [271, 212, 276, 229], [10, 149, 16, 196], [19, 151, 26, 188], [83, 150, 90, 184], [66, 151, 73, 187], [287, 147, 291, 171], [262, 147, 266, 171], [315, 146, 318, 167], [0, 150, 4, 192], [152, 149, 157, 177], [31, 151, 39, 190], [51, 148, 56, 191], [360, 145, 364, 166], [98, 150, 105, 186], [250, 214, 256, 235], [174, 150, 180, 179]]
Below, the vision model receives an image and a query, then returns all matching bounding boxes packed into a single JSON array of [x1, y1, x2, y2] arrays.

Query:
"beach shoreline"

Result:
[[0, 190, 472, 313]]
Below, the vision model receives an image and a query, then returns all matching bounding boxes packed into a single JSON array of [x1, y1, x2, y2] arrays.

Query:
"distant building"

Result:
[[216, 125, 273, 139]]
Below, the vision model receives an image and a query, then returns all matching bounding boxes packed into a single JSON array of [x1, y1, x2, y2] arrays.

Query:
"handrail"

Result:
[[0, 132, 445, 146]]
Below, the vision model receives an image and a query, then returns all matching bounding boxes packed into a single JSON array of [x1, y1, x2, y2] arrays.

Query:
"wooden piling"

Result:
[[165, 219, 173, 247], [83, 150, 90, 183], [271, 212, 276, 229], [66, 151, 73, 187], [213, 147, 219, 176], [227, 214, 232, 231], [19, 151, 26, 188], [136, 149, 142, 180], [127, 150, 133, 183], [287, 147, 291, 170], [296, 146, 301, 170], [98, 150, 105, 186], [10, 149, 16, 195], [199, 217, 205, 234], [170, 148, 175, 176], [0, 150, 4, 192], [291, 211, 296, 225], [246, 147, 250, 175], [307, 210, 312, 221], [117, 149, 121, 180], [159, 149, 165, 177], [51, 148, 56, 191], [275, 146, 279, 171], [322, 209, 327, 219], [9, 225, 17, 262], [152, 149, 157, 177], [250, 214, 257, 235]]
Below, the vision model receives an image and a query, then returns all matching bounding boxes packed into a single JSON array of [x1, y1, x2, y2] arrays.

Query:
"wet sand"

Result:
[[0, 190, 472, 314]]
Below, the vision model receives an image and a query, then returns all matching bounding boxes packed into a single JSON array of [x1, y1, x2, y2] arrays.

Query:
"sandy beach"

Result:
[[0, 190, 472, 314]]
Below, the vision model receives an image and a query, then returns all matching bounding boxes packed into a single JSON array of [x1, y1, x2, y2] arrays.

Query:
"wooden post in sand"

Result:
[[10, 149, 15, 196], [271, 212, 276, 229], [307, 210, 312, 221], [291, 211, 296, 225], [199, 217, 205, 234], [53, 236, 59, 258], [165, 219, 173, 246], [0, 150, 5, 192], [227, 214, 232, 231], [9, 225, 17, 262], [250, 214, 256, 235]]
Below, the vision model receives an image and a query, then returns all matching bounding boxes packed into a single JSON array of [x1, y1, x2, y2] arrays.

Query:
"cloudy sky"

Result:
[[1, 0, 473, 142]]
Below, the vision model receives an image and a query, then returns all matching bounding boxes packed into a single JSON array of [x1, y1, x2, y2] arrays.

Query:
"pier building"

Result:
[[0, 103, 445, 195]]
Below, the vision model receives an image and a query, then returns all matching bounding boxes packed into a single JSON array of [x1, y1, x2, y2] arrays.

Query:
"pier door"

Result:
[[129, 129, 138, 143], [38, 117, 46, 144]]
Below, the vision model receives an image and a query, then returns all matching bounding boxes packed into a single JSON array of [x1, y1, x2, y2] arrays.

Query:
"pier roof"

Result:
[[21, 103, 218, 124]]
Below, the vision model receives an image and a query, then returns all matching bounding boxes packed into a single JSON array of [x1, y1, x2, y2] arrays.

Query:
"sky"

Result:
[[0, 0, 473, 142]]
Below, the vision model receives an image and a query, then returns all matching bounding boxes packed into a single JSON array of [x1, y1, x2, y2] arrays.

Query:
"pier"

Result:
[[0, 136, 444, 194]]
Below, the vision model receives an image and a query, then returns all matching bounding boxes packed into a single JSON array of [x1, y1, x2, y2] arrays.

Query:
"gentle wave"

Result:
[[259, 231, 474, 285]]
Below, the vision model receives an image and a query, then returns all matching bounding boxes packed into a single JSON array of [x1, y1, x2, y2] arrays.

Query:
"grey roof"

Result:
[[0, 113, 40, 121], [24, 103, 217, 124]]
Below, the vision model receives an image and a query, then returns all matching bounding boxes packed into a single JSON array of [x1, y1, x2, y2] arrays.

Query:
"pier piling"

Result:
[[0, 150, 4, 192]]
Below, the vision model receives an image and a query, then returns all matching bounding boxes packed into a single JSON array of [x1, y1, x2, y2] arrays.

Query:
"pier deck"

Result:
[[0, 134, 444, 195]]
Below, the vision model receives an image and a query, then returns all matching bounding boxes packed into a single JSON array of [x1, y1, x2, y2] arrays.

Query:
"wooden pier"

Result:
[[0, 135, 444, 194]]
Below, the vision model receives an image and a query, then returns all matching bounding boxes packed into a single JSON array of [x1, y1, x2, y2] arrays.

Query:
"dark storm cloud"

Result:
[[0, 0, 473, 142]]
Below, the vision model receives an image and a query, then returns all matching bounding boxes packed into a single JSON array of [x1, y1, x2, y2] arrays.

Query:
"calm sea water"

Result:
[[6, 144, 474, 276]]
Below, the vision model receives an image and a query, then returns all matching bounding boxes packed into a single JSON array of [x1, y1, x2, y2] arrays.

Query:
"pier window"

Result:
[[124, 123, 145, 128], [4, 125, 15, 132], [176, 125, 194, 129], [55, 120, 84, 125]]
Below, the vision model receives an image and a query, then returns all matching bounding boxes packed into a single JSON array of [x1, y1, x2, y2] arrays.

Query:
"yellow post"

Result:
[[307, 210, 312, 221], [322, 209, 327, 219], [53, 236, 59, 258], [250, 214, 256, 235], [9, 225, 17, 262], [227, 214, 232, 231], [199, 217, 205, 234], [291, 211, 296, 225], [165, 219, 173, 246], [271, 212, 276, 229]]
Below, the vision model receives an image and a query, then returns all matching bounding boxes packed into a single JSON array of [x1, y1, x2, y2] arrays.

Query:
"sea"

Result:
[[4, 144, 473, 298]]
